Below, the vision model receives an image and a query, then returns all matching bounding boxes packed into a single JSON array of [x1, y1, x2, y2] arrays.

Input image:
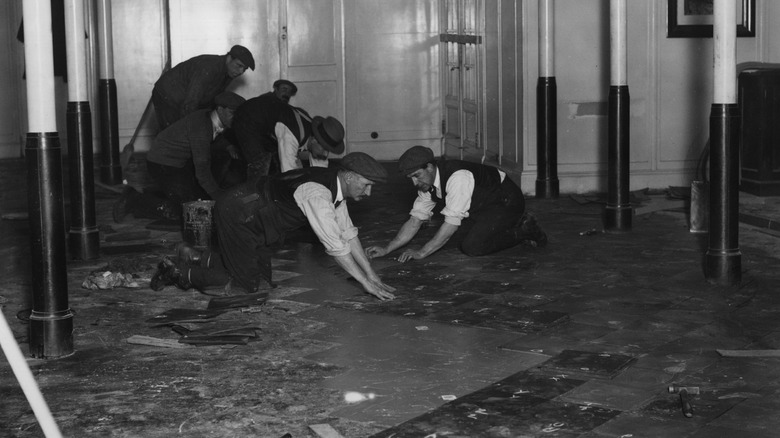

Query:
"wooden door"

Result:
[[279, 0, 344, 127]]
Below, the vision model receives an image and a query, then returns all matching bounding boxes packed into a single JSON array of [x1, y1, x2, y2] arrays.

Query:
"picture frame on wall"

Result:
[[667, 0, 755, 38]]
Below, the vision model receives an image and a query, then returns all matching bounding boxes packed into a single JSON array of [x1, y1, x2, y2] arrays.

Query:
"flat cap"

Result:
[[341, 152, 387, 183], [398, 145, 434, 175], [228, 45, 255, 70], [273, 79, 298, 94], [214, 91, 246, 110]]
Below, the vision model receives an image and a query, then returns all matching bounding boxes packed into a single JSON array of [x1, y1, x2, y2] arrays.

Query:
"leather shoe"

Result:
[[150, 256, 192, 291], [176, 242, 203, 266], [516, 213, 548, 248]]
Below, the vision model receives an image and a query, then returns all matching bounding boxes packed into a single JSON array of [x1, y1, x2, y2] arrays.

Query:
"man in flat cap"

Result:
[[113, 91, 246, 223], [231, 85, 343, 177], [272, 79, 298, 104], [365, 145, 547, 262], [152, 45, 255, 130], [151, 152, 396, 301]]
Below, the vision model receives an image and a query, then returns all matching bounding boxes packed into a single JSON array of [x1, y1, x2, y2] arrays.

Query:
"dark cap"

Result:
[[214, 91, 245, 110], [228, 45, 255, 70], [398, 145, 434, 175], [273, 79, 298, 94], [312, 116, 345, 154], [341, 152, 388, 183]]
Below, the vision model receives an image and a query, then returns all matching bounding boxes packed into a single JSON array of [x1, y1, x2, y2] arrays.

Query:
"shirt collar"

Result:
[[432, 165, 441, 195], [210, 110, 225, 139], [335, 176, 345, 204]]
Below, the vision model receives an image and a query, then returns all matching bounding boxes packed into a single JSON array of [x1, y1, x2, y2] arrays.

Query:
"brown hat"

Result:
[[273, 79, 298, 95], [228, 45, 255, 70], [398, 145, 434, 175], [214, 91, 245, 110], [341, 152, 388, 183], [312, 116, 345, 154]]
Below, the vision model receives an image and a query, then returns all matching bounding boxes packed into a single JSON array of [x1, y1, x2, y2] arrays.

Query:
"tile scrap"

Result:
[[716, 349, 780, 358], [308, 423, 345, 438], [126, 335, 192, 349]]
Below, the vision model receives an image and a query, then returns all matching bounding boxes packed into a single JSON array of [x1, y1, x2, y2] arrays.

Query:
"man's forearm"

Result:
[[333, 253, 370, 286], [385, 217, 423, 253]]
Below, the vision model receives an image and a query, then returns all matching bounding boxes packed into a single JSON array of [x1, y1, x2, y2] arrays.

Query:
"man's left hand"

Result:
[[397, 248, 424, 263]]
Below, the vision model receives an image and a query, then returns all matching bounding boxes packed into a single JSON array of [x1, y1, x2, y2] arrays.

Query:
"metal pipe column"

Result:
[[706, 0, 741, 285], [96, 0, 121, 184], [22, 0, 74, 359], [603, 0, 633, 231], [535, 0, 559, 199], [65, 0, 99, 260]]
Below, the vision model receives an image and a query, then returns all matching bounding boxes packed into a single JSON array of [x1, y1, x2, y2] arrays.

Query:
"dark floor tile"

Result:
[[539, 350, 637, 380], [589, 412, 700, 438], [556, 379, 658, 411], [498, 334, 582, 357]]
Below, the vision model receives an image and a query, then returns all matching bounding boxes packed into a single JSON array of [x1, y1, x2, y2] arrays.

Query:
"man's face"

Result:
[[307, 137, 329, 160], [216, 107, 236, 128], [407, 164, 435, 192], [226, 57, 248, 79], [344, 173, 374, 202], [273, 85, 296, 103]]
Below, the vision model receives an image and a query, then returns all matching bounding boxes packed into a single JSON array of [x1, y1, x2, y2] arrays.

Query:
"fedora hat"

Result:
[[311, 116, 345, 154]]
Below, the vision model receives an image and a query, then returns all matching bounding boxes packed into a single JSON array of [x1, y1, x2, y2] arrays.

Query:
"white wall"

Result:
[[519, 0, 770, 194], [3, 0, 779, 195]]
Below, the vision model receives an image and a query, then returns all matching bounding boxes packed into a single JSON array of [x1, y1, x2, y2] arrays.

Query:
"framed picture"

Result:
[[667, 0, 755, 38]]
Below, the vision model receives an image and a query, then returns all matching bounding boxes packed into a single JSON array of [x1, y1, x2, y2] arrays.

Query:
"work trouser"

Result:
[[459, 177, 527, 256], [132, 160, 209, 221], [190, 183, 274, 293]]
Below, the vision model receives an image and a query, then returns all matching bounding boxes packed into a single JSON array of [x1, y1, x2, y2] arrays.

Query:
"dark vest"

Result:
[[253, 167, 340, 243], [437, 159, 504, 213]]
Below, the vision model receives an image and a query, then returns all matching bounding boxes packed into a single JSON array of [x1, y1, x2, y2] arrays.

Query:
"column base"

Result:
[[704, 249, 742, 286], [29, 309, 75, 359], [603, 204, 633, 232]]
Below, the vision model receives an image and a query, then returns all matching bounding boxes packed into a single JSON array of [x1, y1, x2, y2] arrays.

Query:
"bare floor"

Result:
[[2, 156, 780, 437]]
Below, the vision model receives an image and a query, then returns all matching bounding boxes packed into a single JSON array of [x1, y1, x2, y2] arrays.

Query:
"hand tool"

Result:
[[668, 385, 700, 418]]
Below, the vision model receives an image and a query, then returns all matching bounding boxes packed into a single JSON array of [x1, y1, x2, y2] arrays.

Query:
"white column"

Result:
[[64, 0, 89, 101], [22, 0, 57, 133], [538, 0, 554, 77], [713, 0, 737, 104], [610, 0, 627, 86], [96, 0, 114, 79]]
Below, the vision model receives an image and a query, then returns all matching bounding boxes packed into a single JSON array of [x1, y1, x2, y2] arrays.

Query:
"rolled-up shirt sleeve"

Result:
[[294, 182, 357, 256], [409, 192, 437, 221], [441, 170, 474, 226]]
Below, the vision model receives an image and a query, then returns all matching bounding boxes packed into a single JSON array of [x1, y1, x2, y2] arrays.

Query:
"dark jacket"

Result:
[[153, 54, 232, 119], [146, 109, 221, 196]]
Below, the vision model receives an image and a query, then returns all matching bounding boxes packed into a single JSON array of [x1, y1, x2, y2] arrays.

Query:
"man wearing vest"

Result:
[[231, 89, 343, 177], [151, 152, 396, 301], [365, 145, 547, 262]]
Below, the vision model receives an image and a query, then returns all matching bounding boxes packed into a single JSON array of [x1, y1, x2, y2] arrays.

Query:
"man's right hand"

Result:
[[363, 280, 395, 300], [365, 246, 389, 259]]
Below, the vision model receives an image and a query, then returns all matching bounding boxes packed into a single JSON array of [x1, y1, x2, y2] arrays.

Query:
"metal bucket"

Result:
[[182, 200, 216, 249]]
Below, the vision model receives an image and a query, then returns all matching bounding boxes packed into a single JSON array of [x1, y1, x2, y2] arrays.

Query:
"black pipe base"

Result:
[[68, 226, 100, 260], [603, 204, 633, 233], [535, 179, 560, 199], [28, 309, 75, 359], [705, 249, 742, 286]]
